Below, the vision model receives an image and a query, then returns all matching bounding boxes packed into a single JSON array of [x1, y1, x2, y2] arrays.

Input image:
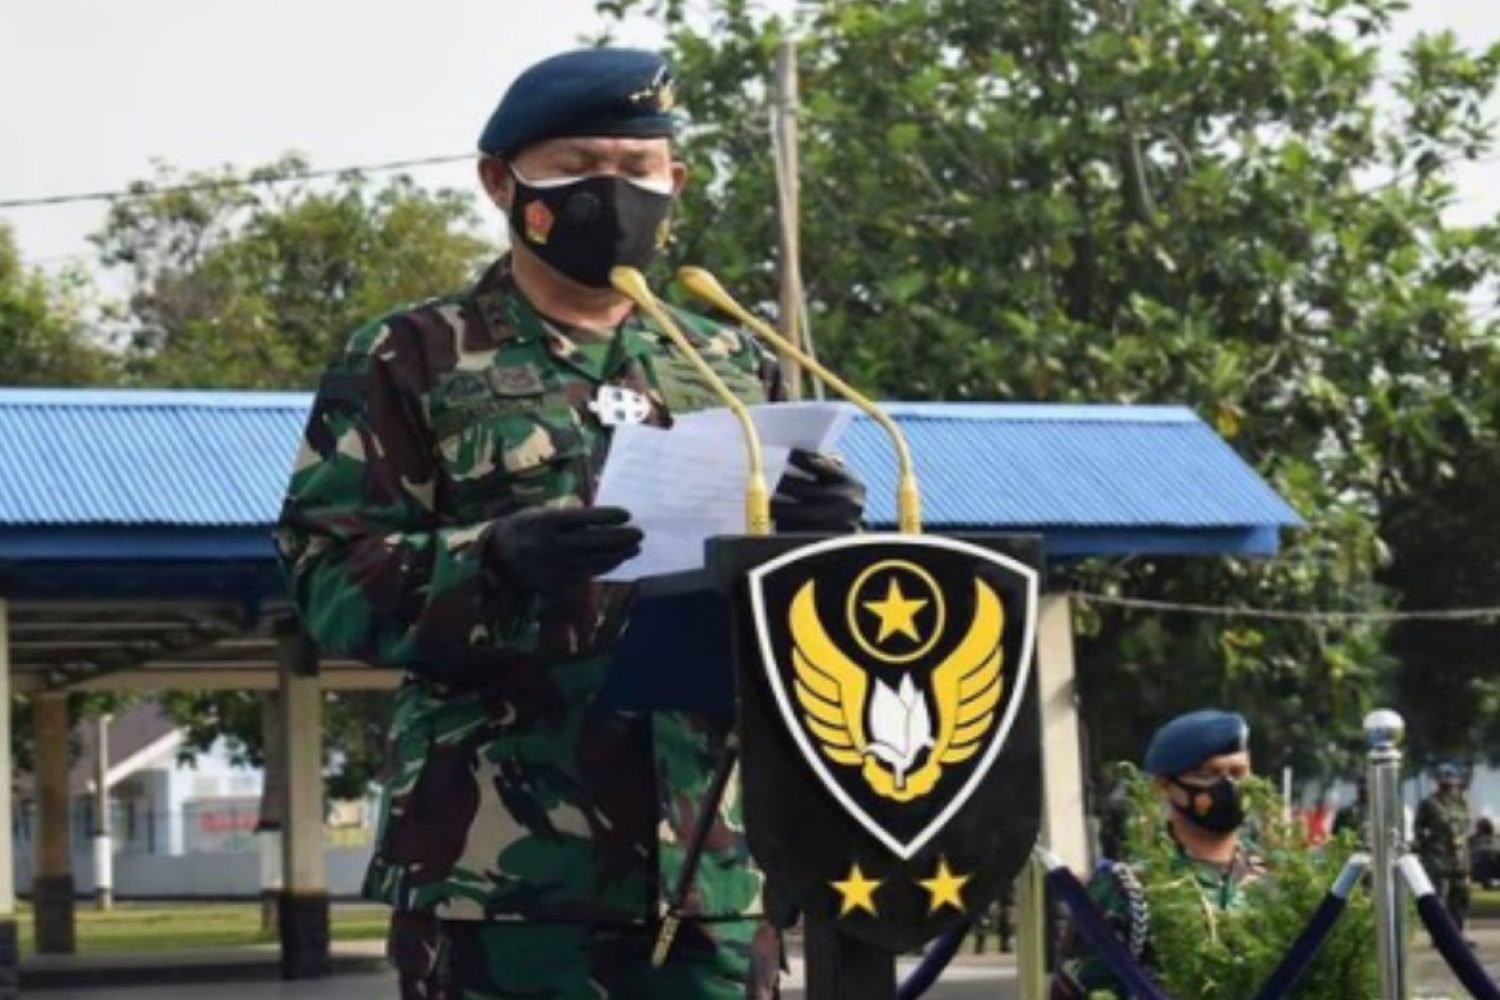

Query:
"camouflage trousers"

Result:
[[388, 911, 781, 999], [1431, 872, 1471, 933]]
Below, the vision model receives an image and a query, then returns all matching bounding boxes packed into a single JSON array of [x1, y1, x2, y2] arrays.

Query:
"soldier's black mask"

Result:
[[1169, 774, 1246, 835], [509, 167, 674, 289]]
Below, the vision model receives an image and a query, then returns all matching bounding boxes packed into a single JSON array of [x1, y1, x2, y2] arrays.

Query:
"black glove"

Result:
[[483, 506, 644, 593], [772, 449, 866, 533]]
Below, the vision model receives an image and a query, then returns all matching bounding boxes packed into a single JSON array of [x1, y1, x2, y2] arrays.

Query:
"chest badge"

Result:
[[589, 385, 653, 426]]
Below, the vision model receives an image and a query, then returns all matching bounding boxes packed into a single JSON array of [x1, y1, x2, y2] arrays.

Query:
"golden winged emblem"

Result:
[[789, 577, 1006, 803]]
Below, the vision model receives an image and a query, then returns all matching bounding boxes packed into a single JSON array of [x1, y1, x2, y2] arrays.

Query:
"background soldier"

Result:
[[276, 48, 864, 999], [1332, 774, 1368, 844], [1052, 710, 1264, 999], [1415, 762, 1473, 941]]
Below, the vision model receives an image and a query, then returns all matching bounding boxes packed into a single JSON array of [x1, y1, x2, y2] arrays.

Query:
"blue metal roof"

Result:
[[0, 388, 307, 527], [0, 390, 1299, 571], [848, 403, 1301, 555]]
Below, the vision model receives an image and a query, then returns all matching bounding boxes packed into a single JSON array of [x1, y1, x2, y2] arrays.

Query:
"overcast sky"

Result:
[[1, 0, 1496, 275]]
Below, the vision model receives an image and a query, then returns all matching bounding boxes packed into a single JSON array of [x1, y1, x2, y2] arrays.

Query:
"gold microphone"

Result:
[[609, 266, 773, 537], [677, 266, 923, 534]]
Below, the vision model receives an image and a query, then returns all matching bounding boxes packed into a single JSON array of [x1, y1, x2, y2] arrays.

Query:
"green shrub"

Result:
[[1104, 768, 1377, 999]]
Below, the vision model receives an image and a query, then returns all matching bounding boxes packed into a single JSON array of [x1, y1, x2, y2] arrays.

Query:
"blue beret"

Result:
[[479, 49, 677, 156], [1143, 709, 1250, 777]]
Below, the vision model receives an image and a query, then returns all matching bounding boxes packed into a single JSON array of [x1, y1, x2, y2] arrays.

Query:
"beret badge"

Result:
[[629, 66, 675, 113]]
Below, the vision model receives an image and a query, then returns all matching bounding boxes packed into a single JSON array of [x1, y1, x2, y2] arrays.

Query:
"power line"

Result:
[[0, 153, 475, 211], [1070, 591, 1500, 624]]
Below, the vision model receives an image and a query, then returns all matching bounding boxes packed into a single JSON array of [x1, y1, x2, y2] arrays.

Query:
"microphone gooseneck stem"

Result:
[[677, 266, 922, 534], [609, 266, 773, 536]]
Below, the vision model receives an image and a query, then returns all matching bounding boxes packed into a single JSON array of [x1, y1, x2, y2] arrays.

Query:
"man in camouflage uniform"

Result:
[[1052, 710, 1264, 999], [1415, 762, 1472, 939], [276, 48, 864, 999]]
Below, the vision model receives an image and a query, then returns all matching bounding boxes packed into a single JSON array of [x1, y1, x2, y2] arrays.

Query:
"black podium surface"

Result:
[[608, 533, 1044, 999]]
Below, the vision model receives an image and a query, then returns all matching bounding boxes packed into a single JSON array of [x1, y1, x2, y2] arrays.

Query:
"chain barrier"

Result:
[[1399, 854, 1500, 1000]]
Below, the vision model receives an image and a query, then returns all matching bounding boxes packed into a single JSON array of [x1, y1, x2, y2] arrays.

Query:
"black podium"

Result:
[[615, 531, 1044, 998]]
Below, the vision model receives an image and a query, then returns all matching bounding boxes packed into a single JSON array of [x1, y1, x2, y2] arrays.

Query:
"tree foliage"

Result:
[[161, 690, 389, 802], [599, 0, 1500, 780], [0, 223, 112, 385], [93, 155, 495, 388]]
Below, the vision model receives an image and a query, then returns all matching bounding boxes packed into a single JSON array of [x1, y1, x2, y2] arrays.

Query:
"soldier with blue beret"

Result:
[[1053, 709, 1264, 999], [280, 44, 866, 1000], [478, 48, 680, 157], [1144, 708, 1250, 779]]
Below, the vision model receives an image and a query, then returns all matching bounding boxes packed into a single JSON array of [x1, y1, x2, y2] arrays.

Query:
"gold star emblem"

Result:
[[917, 856, 971, 914], [863, 577, 928, 644], [830, 862, 883, 917]]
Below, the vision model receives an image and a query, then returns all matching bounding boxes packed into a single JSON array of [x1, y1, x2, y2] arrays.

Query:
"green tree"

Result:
[[599, 0, 1500, 778], [1380, 435, 1500, 767], [0, 222, 112, 385], [162, 690, 387, 802], [94, 155, 495, 388]]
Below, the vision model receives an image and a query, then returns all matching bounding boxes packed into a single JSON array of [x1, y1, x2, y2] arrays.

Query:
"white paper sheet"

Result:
[[596, 402, 858, 580]]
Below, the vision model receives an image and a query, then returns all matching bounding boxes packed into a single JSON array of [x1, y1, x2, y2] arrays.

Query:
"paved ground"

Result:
[[30, 921, 1500, 998], [1410, 917, 1500, 999], [35, 955, 1019, 999]]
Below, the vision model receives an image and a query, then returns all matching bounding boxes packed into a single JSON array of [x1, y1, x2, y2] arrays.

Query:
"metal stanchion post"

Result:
[[1365, 709, 1408, 1000]]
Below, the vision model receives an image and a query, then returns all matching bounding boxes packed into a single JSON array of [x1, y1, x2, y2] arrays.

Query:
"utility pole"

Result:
[[773, 38, 811, 400]]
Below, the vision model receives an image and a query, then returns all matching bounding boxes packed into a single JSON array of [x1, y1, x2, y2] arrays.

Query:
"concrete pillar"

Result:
[[0, 601, 20, 999], [277, 622, 329, 979], [1035, 595, 1089, 872], [1016, 594, 1090, 999], [258, 690, 285, 934], [92, 714, 113, 911], [33, 691, 76, 954]]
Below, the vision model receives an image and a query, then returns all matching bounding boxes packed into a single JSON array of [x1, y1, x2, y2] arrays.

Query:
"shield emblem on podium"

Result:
[[736, 534, 1041, 950]]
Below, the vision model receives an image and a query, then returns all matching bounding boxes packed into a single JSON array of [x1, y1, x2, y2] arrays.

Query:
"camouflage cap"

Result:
[[479, 48, 677, 157]]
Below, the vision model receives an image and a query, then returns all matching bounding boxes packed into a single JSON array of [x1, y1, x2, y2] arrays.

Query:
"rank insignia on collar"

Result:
[[589, 385, 652, 426]]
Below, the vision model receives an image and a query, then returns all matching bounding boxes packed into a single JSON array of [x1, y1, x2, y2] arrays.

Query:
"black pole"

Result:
[[805, 920, 896, 1000], [653, 733, 741, 966]]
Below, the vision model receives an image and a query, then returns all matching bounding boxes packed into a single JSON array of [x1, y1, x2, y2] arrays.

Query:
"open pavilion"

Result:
[[0, 388, 1299, 996]]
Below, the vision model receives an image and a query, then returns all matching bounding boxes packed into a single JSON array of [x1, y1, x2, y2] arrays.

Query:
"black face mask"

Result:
[[1170, 775, 1246, 834], [509, 168, 674, 289]]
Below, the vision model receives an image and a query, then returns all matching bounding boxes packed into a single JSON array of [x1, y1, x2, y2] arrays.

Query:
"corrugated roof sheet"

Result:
[[0, 390, 1300, 532], [849, 403, 1301, 530], [0, 389, 308, 527]]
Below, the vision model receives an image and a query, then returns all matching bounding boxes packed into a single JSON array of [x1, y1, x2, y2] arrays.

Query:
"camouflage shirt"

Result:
[[275, 256, 782, 925], [1415, 790, 1471, 877], [1051, 845, 1266, 999]]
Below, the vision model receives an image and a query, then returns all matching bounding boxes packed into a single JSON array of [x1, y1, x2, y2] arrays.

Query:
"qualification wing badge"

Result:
[[788, 572, 1005, 803]]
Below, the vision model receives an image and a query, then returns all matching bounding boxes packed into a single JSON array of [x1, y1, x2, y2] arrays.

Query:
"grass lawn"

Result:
[[14, 902, 388, 957], [1472, 887, 1500, 920]]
